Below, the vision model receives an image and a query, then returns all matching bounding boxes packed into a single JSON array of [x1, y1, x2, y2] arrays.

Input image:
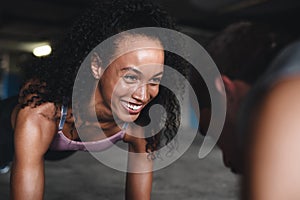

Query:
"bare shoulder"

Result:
[[14, 102, 59, 138], [263, 76, 300, 111], [255, 76, 300, 134], [16, 102, 58, 122], [13, 102, 59, 153], [250, 76, 300, 200]]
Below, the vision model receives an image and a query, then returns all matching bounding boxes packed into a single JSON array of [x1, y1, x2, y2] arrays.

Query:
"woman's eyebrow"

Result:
[[121, 66, 164, 77], [152, 72, 163, 77], [121, 67, 142, 75]]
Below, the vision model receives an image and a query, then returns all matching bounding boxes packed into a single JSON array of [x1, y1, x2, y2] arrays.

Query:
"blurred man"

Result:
[[191, 21, 297, 173]]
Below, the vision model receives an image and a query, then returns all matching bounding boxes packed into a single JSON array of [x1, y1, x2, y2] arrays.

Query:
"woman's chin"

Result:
[[115, 113, 140, 123]]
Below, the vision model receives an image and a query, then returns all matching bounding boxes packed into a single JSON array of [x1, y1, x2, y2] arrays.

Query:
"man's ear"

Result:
[[215, 76, 226, 96], [91, 52, 103, 79], [220, 75, 236, 101], [215, 75, 236, 98]]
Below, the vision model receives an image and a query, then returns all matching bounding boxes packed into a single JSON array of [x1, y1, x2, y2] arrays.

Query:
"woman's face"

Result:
[[97, 35, 164, 122]]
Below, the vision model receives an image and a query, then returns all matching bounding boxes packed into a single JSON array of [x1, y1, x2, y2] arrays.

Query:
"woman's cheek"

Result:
[[151, 86, 160, 99]]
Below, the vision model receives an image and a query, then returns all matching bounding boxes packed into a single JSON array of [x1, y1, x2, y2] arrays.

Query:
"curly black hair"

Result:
[[21, 0, 188, 153]]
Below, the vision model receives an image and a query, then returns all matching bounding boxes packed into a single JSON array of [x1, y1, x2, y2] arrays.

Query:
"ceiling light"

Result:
[[33, 45, 52, 57]]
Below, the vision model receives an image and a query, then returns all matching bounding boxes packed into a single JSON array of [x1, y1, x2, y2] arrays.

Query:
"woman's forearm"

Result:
[[10, 158, 45, 200], [125, 138, 153, 200], [126, 171, 153, 200]]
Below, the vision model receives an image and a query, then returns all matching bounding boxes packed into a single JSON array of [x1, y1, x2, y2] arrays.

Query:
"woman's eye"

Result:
[[149, 77, 162, 85], [123, 75, 138, 83]]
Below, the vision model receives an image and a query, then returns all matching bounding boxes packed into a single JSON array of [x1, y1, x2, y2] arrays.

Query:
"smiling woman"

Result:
[[91, 35, 165, 123], [4, 0, 188, 200]]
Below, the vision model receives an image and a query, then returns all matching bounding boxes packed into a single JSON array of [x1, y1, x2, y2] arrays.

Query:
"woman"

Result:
[[8, 0, 186, 199]]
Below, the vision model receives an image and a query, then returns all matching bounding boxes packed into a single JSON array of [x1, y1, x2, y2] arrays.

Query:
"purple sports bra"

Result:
[[49, 104, 127, 152]]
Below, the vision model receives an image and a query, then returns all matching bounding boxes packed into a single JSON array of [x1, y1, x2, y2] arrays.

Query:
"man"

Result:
[[243, 41, 300, 200], [191, 21, 297, 173]]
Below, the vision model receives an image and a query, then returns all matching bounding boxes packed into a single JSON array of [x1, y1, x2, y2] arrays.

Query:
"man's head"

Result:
[[191, 21, 296, 173]]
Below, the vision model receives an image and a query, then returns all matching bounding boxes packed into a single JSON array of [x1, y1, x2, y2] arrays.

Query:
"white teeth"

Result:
[[127, 103, 142, 111]]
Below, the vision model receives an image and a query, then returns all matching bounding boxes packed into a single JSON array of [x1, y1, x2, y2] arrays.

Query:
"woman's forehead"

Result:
[[114, 34, 163, 57], [108, 47, 164, 73]]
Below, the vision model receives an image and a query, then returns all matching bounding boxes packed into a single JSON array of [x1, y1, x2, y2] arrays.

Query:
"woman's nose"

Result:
[[132, 84, 150, 103]]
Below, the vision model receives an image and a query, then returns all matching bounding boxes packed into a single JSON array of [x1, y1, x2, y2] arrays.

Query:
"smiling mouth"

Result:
[[121, 101, 143, 114]]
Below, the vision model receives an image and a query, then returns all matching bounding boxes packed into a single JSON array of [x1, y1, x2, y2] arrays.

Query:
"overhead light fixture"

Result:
[[33, 44, 52, 57]]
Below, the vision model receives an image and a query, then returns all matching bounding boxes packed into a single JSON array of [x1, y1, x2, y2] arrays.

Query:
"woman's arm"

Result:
[[10, 103, 57, 200], [124, 129, 153, 200], [247, 77, 300, 200]]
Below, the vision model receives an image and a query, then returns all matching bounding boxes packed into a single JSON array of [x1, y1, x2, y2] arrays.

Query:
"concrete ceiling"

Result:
[[1, 0, 300, 54]]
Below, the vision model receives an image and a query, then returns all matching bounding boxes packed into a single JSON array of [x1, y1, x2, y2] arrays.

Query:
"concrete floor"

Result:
[[0, 132, 240, 200]]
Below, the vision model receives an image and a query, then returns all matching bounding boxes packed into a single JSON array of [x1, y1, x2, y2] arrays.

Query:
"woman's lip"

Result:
[[120, 101, 144, 114]]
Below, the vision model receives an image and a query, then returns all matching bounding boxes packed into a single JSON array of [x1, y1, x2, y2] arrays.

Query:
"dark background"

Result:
[[1, 0, 300, 98]]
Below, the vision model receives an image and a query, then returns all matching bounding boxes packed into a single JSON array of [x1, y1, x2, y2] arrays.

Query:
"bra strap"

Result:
[[122, 122, 128, 131], [58, 104, 68, 131]]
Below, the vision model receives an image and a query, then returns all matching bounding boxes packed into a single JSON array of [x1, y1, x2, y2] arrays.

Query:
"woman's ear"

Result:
[[91, 52, 103, 79]]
